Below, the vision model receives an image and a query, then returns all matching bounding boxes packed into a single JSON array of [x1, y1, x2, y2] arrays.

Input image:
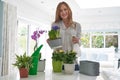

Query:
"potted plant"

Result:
[[47, 25, 62, 48], [13, 52, 33, 78], [30, 29, 45, 74], [52, 49, 64, 72], [63, 50, 77, 74]]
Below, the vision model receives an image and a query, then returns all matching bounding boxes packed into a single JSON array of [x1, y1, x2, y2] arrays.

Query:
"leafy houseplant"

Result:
[[31, 29, 46, 72], [47, 26, 62, 48], [52, 49, 64, 72], [48, 25, 60, 40], [13, 53, 33, 78], [63, 50, 77, 74], [63, 50, 77, 64], [52, 49, 64, 61]]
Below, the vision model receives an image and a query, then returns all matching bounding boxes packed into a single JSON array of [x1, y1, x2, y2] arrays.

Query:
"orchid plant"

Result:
[[31, 29, 46, 51]]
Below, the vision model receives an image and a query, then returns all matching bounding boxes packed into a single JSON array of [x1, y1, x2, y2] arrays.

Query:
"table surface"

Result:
[[0, 70, 104, 80]]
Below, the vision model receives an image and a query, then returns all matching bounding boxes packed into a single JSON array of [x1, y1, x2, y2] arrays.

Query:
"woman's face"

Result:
[[59, 4, 69, 20]]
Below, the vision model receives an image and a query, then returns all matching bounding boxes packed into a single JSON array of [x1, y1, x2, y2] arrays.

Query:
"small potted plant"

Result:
[[13, 52, 33, 78], [47, 25, 62, 48], [30, 29, 46, 74], [52, 49, 64, 72], [63, 50, 77, 74]]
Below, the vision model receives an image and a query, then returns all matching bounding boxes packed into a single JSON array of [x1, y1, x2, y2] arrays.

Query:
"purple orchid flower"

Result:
[[39, 30, 45, 34], [31, 30, 46, 41], [31, 35, 37, 41]]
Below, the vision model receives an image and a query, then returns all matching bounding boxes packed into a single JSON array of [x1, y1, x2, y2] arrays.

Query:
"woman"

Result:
[[52, 1, 81, 55]]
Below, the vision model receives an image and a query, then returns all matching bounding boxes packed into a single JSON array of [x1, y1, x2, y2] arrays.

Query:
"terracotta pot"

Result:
[[19, 68, 28, 78]]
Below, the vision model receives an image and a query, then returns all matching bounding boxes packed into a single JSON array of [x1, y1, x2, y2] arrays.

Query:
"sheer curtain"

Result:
[[1, 2, 17, 76]]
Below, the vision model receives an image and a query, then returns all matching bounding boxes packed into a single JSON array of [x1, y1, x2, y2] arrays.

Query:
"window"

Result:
[[91, 32, 104, 48], [92, 35, 104, 48], [17, 21, 27, 54], [81, 32, 118, 48], [17, 20, 48, 56], [81, 32, 90, 48], [105, 32, 118, 48]]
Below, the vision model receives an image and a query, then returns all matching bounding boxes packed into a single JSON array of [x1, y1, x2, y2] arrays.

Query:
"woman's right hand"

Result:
[[72, 36, 79, 44]]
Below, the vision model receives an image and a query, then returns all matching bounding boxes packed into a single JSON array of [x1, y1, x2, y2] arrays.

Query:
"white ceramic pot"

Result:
[[37, 59, 46, 72], [64, 64, 75, 74]]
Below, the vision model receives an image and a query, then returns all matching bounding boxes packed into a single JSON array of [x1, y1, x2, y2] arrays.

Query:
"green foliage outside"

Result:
[[18, 26, 27, 53], [92, 35, 104, 48], [81, 32, 118, 48], [18, 36, 26, 51], [81, 33, 90, 48], [105, 35, 118, 48]]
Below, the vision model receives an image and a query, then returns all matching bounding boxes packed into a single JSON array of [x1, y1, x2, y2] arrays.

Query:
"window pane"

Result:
[[81, 32, 90, 48], [17, 22, 27, 54], [105, 35, 118, 48], [92, 35, 104, 48]]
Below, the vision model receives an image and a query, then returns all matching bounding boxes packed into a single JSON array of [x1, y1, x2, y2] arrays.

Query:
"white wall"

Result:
[[78, 7, 120, 31], [2, 0, 120, 31], [17, 0, 52, 25]]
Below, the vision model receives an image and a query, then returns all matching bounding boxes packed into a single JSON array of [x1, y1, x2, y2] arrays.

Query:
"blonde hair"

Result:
[[54, 1, 73, 25]]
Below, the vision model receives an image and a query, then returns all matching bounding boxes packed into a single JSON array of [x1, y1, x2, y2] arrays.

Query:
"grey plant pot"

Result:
[[37, 59, 46, 72], [47, 38, 62, 48]]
